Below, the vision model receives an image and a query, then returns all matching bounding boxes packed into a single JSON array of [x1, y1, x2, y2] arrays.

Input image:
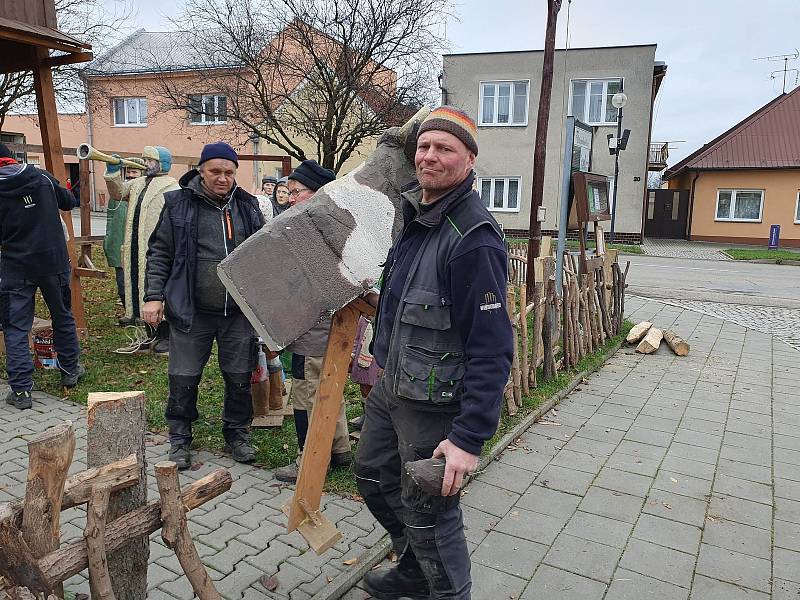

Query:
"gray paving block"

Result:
[[774, 547, 800, 584], [667, 442, 719, 465], [594, 467, 653, 497], [709, 494, 772, 529], [689, 574, 770, 600], [147, 562, 180, 591], [615, 440, 668, 461], [515, 485, 581, 520], [196, 520, 250, 551], [660, 455, 716, 481], [624, 426, 674, 448], [562, 435, 618, 457], [695, 543, 771, 593], [461, 503, 500, 545], [632, 513, 701, 555], [574, 423, 627, 445], [579, 487, 644, 524], [642, 489, 709, 528], [775, 578, 800, 600], [549, 448, 607, 474], [619, 538, 694, 588], [776, 460, 800, 483], [584, 412, 634, 431], [713, 473, 772, 505], [497, 446, 553, 473], [719, 444, 770, 467], [494, 507, 565, 546], [716, 458, 771, 485], [469, 562, 528, 600], [606, 568, 689, 600], [157, 576, 198, 600], [704, 517, 771, 559], [543, 532, 623, 583], [460, 479, 520, 518], [244, 539, 301, 574], [562, 510, 634, 548], [632, 414, 680, 434], [534, 465, 595, 496], [204, 539, 261, 575], [653, 470, 712, 501], [775, 519, 800, 552], [725, 431, 772, 453], [605, 450, 660, 477], [474, 460, 538, 494], [673, 428, 722, 450], [520, 564, 607, 600], [213, 560, 266, 600], [472, 530, 547, 579]]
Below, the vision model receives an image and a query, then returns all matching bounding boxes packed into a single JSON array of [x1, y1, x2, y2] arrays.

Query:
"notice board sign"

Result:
[[569, 172, 612, 228]]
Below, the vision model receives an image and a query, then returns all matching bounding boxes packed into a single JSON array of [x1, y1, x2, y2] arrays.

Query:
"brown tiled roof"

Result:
[[664, 85, 800, 179]]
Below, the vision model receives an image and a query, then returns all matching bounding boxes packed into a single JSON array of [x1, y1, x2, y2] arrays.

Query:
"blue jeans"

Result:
[[0, 271, 81, 391]]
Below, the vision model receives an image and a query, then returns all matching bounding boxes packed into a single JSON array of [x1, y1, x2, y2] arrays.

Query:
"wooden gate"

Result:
[[644, 189, 689, 239]]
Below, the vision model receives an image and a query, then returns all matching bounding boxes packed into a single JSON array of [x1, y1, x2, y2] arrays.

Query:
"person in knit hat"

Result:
[[355, 106, 513, 599], [271, 176, 291, 216], [142, 141, 265, 469], [286, 159, 335, 206]]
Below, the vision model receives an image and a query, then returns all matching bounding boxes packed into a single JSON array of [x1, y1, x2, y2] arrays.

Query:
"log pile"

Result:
[[503, 243, 628, 416], [626, 321, 690, 356], [0, 410, 232, 599]]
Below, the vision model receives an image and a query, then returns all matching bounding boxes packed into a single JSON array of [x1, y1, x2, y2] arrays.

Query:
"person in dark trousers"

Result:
[[142, 142, 265, 469], [355, 107, 514, 599], [0, 143, 86, 409]]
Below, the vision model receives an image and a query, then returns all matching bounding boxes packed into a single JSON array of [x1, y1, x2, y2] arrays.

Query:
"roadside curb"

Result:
[[732, 258, 800, 266], [311, 337, 625, 600]]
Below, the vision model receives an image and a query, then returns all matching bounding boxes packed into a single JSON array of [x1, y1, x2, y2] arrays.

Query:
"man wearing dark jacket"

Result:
[[355, 107, 514, 599], [142, 142, 265, 469], [0, 143, 85, 409]]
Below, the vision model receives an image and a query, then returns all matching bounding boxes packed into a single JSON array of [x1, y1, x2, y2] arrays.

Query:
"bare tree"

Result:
[[152, 0, 449, 172], [0, 0, 128, 129], [647, 171, 664, 189]]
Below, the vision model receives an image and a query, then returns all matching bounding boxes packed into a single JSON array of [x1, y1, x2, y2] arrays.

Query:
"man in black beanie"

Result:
[[275, 159, 352, 482], [143, 141, 265, 468]]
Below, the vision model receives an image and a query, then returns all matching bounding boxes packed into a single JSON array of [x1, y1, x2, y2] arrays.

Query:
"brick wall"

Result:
[[503, 229, 642, 245]]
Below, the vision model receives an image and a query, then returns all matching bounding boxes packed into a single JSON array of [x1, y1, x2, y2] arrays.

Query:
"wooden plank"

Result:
[[287, 302, 362, 547]]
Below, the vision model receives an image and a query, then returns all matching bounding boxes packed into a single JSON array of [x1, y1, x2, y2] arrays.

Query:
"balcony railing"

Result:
[[648, 142, 669, 171]]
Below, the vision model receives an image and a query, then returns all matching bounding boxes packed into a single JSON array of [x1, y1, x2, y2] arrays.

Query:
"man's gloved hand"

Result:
[[105, 154, 123, 175]]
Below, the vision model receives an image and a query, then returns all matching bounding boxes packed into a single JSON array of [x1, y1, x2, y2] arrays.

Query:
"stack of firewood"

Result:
[[627, 321, 689, 356]]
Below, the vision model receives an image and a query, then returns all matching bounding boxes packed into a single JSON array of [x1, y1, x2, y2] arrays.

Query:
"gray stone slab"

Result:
[[534, 465, 596, 496], [720, 443, 771, 467], [632, 414, 680, 434], [673, 428, 722, 450], [494, 507, 566, 546], [474, 460, 538, 494], [470, 562, 528, 600], [593, 467, 653, 497], [689, 574, 770, 600], [615, 440, 668, 461], [497, 446, 554, 473], [596, 402, 638, 419], [515, 485, 581, 520], [561, 435, 618, 457], [776, 497, 800, 525], [709, 494, 772, 529], [653, 470, 712, 501], [775, 519, 800, 552], [713, 473, 772, 505], [776, 460, 800, 482], [775, 578, 800, 600], [584, 412, 634, 431], [606, 568, 689, 600], [632, 513, 702, 555], [460, 479, 520, 518], [702, 518, 771, 559], [775, 446, 800, 466], [574, 423, 627, 445], [624, 426, 674, 448], [520, 564, 607, 600], [461, 503, 500, 545], [619, 538, 695, 588], [716, 458, 772, 485], [695, 543, 771, 593], [472, 530, 548, 579], [579, 487, 644, 524], [642, 489, 709, 528], [562, 510, 634, 548], [667, 442, 719, 465], [605, 450, 661, 477], [543, 533, 623, 583], [549, 448, 608, 474]]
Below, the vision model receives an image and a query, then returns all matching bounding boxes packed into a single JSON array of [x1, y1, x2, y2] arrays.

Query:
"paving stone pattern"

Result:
[[0, 388, 384, 600], [641, 238, 732, 261]]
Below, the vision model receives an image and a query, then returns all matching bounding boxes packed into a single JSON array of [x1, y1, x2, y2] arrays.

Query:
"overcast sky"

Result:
[[102, 0, 800, 164]]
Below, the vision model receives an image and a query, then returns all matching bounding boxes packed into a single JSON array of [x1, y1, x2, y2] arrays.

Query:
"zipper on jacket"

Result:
[[220, 205, 229, 316]]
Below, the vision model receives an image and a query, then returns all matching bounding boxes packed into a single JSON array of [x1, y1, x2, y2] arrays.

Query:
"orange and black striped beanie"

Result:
[[418, 105, 479, 156]]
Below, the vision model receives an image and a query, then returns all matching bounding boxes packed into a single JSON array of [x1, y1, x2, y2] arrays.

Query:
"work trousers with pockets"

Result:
[[0, 270, 80, 392], [166, 311, 256, 446], [356, 376, 471, 599]]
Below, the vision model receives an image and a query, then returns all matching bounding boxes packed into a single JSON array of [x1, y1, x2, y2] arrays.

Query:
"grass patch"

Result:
[[724, 248, 800, 263], [5, 253, 629, 496]]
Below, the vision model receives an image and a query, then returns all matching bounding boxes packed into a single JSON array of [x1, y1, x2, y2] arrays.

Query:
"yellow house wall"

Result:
[[681, 170, 800, 247]]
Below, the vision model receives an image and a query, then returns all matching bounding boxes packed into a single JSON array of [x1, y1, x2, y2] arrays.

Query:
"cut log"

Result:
[[626, 321, 652, 344], [155, 462, 221, 600], [22, 423, 75, 598], [663, 329, 690, 356], [519, 281, 530, 395], [87, 391, 148, 600], [636, 327, 664, 354], [0, 504, 51, 595], [85, 485, 115, 600], [38, 469, 232, 586], [507, 286, 522, 410]]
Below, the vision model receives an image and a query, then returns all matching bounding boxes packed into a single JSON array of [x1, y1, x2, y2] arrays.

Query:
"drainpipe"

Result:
[[686, 170, 699, 240]]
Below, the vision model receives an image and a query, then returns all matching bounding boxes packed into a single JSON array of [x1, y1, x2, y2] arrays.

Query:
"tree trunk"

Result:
[[86, 392, 148, 600]]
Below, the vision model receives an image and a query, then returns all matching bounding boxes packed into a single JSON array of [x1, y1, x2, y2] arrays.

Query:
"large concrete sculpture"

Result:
[[217, 107, 429, 349]]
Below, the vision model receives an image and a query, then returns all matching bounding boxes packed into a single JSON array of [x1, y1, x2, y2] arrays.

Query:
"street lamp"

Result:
[[608, 90, 628, 243]]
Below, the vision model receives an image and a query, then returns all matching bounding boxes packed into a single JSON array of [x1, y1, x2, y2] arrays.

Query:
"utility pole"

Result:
[[526, 0, 562, 299]]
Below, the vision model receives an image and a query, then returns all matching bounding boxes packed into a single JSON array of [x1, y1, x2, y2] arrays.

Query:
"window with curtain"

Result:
[[569, 79, 623, 125], [715, 189, 763, 222], [112, 98, 147, 126], [477, 176, 521, 212], [795, 192, 800, 223], [479, 81, 529, 125], [188, 94, 228, 124]]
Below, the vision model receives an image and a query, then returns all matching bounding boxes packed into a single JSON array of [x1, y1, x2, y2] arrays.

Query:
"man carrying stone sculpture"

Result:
[[143, 141, 265, 469], [104, 146, 179, 352], [275, 159, 353, 483], [355, 107, 514, 599]]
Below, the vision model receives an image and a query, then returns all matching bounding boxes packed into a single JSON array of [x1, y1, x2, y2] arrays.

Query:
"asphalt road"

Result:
[[624, 253, 800, 308]]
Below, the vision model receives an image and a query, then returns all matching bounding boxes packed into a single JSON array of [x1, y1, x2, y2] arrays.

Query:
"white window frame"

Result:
[[714, 189, 764, 223], [478, 80, 529, 127], [478, 176, 521, 213], [568, 78, 623, 126], [112, 97, 147, 127], [795, 191, 800, 224], [189, 94, 227, 125]]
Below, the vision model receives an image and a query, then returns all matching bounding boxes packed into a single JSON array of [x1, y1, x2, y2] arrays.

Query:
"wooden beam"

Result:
[[46, 51, 94, 68]]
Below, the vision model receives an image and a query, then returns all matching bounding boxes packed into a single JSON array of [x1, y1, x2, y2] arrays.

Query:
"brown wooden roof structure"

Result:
[[665, 85, 800, 180]]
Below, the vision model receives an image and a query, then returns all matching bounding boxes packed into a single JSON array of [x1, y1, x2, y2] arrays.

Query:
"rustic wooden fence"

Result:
[[503, 240, 629, 416]]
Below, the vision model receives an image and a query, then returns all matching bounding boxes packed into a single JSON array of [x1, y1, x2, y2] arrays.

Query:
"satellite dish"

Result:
[[611, 92, 628, 109]]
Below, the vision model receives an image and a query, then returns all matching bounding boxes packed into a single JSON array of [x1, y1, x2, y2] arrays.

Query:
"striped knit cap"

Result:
[[417, 105, 479, 156]]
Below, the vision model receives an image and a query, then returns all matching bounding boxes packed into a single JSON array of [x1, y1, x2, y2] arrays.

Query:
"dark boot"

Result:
[[169, 444, 191, 470], [224, 438, 256, 463], [61, 364, 86, 388], [363, 546, 430, 600], [5, 389, 32, 410], [275, 461, 299, 483], [330, 451, 353, 468]]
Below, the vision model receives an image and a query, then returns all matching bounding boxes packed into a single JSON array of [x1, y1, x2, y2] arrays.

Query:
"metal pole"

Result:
[[609, 105, 622, 243], [554, 117, 575, 295], [525, 0, 562, 300]]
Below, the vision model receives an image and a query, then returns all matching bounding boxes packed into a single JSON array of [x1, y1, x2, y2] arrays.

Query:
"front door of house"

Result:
[[644, 189, 689, 239]]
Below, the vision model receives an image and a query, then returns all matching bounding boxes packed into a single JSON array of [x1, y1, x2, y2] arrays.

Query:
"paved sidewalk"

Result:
[[641, 238, 732, 261], [0, 388, 385, 599]]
